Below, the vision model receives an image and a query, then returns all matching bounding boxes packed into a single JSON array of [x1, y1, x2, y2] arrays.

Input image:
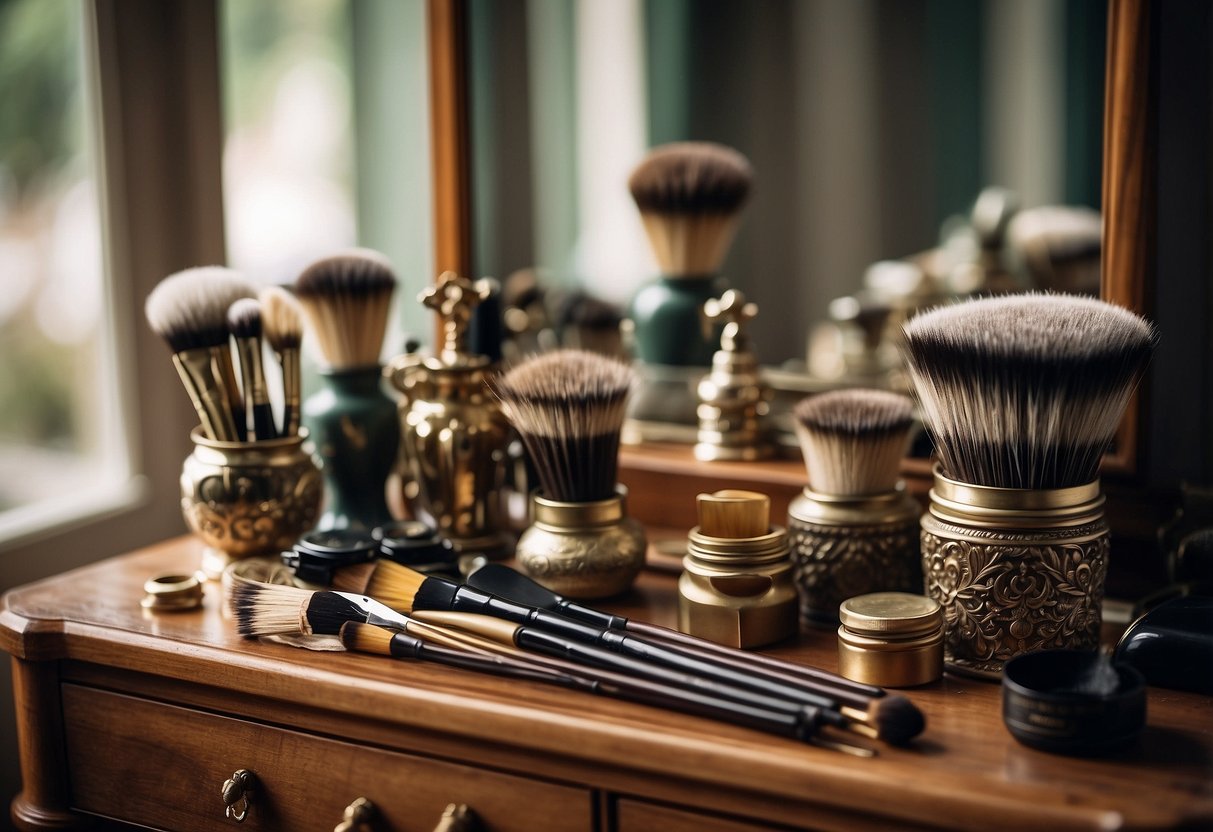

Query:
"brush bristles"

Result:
[[294, 249, 397, 369], [331, 561, 375, 594], [226, 298, 262, 339], [794, 390, 915, 496], [495, 350, 635, 502], [260, 286, 303, 351], [145, 266, 256, 352], [232, 582, 312, 637], [902, 293, 1157, 489], [339, 621, 394, 656], [629, 142, 752, 276], [363, 560, 427, 613]]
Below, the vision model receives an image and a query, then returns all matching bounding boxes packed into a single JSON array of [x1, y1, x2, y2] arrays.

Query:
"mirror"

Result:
[[426, 0, 1151, 478]]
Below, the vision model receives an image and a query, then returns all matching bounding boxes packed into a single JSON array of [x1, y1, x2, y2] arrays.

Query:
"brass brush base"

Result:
[[921, 466, 1108, 679]]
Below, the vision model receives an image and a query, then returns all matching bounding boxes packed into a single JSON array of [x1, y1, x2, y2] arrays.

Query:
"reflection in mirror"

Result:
[[467, 0, 1105, 374]]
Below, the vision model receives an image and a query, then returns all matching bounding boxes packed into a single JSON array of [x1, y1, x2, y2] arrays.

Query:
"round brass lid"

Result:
[[839, 592, 942, 636]]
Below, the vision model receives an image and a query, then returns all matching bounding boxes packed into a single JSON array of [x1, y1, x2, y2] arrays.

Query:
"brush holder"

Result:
[[181, 428, 323, 580], [387, 354, 512, 559], [788, 487, 922, 626], [302, 365, 400, 531], [515, 489, 646, 599], [921, 466, 1109, 679], [679, 524, 799, 648]]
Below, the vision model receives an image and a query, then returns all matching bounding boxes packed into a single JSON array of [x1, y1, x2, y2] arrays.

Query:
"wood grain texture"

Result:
[[9, 660, 81, 831], [2, 537, 1211, 832], [427, 0, 471, 280]]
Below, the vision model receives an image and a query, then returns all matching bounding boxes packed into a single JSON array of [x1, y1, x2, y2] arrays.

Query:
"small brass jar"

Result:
[[181, 428, 323, 579], [514, 489, 646, 599], [921, 466, 1109, 679], [788, 488, 921, 626], [837, 592, 944, 687], [679, 525, 799, 648]]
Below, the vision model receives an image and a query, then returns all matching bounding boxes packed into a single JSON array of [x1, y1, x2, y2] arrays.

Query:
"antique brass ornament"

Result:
[[221, 769, 255, 822], [921, 466, 1108, 679], [181, 428, 323, 580]]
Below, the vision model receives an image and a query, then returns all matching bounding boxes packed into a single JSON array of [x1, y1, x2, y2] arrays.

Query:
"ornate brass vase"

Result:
[[920, 467, 1108, 679], [788, 488, 921, 626], [515, 489, 646, 599], [181, 428, 323, 579]]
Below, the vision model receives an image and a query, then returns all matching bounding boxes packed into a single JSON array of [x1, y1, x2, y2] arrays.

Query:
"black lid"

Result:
[[374, 520, 458, 570], [282, 529, 379, 585]]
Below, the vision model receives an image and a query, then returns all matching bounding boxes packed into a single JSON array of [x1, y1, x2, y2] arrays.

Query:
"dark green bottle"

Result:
[[303, 365, 399, 531], [629, 276, 726, 366]]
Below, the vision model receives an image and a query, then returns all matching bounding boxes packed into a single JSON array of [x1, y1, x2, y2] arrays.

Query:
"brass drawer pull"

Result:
[[433, 803, 480, 832], [335, 797, 377, 832], [221, 769, 256, 822]]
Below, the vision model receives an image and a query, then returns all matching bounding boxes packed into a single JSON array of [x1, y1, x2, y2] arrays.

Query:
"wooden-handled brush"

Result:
[[628, 142, 753, 277], [793, 389, 916, 496], [145, 266, 255, 441], [259, 286, 303, 436], [902, 293, 1157, 489], [226, 298, 275, 441], [494, 349, 635, 503]]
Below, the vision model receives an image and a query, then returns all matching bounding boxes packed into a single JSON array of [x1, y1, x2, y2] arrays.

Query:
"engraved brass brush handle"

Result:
[[334, 797, 377, 832], [432, 803, 480, 832], [221, 769, 255, 822]]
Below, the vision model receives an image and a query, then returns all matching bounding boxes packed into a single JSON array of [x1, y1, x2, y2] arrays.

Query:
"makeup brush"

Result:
[[696, 490, 770, 538], [793, 389, 916, 496], [260, 286, 303, 436], [226, 298, 276, 441], [494, 349, 634, 503], [294, 249, 397, 370], [145, 266, 255, 441], [902, 293, 1157, 489], [628, 142, 753, 277], [332, 561, 883, 724]]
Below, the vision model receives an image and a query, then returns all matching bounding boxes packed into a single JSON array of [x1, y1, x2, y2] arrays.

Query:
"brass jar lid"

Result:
[[839, 592, 942, 637], [141, 573, 204, 612]]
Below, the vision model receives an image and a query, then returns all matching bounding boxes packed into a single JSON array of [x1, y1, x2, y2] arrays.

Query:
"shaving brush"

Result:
[[627, 142, 753, 370], [295, 249, 400, 531], [787, 389, 922, 626], [260, 286, 303, 436], [496, 349, 645, 598], [903, 293, 1157, 677], [226, 298, 275, 441], [145, 266, 255, 441]]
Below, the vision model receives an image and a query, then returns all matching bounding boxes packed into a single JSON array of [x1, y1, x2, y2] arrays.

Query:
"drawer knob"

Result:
[[432, 803, 480, 832], [221, 769, 256, 822], [335, 796, 377, 832]]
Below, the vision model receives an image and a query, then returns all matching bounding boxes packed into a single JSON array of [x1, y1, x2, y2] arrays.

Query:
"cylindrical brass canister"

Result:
[[515, 489, 646, 599], [181, 428, 323, 580], [679, 526, 799, 648], [837, 592, 944, 687], [787, 488, 921, 626], [921, 466, 1109, 679]]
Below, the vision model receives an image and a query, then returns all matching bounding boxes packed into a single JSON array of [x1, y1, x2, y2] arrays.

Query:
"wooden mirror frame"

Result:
[[425, 0, 1155, 481]]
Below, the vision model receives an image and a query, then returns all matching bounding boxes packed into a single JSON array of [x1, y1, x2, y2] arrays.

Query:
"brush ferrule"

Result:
[[530, 491, 624, 531], [788, 487, 919, 528], [280, 349, 301, 435], [173, 349, 238, 441], [332, 591, 414, 630], [928, 466, 1104, 530], [234, 335, 270, 406]]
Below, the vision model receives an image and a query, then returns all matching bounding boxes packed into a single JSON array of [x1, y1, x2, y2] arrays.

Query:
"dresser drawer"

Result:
[[616, 799, 789, 832], [61, 684, 593, 831]]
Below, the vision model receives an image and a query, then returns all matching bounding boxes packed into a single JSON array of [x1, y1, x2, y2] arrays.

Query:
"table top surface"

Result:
[[2, 537, 1211, 832]]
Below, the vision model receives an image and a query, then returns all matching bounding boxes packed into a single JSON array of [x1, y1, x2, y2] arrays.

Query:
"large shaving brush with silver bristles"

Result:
[[788, 389, 922, 626], [903, 293, 1156, 678], [496, 349, 646, 598]]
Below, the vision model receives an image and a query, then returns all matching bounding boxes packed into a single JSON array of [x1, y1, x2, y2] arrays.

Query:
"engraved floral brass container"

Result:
[[788, 488, 921, 626], [181, 428, 323, 579], [515, 489, 646, 599], [921, 467, 1108, 679]]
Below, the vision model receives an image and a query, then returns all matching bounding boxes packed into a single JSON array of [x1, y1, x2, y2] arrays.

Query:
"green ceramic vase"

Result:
[[629, 275, 725, 366]]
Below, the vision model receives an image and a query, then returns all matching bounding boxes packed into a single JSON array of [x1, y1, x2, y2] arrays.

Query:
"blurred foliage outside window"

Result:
[[0, 0, 115, 515]]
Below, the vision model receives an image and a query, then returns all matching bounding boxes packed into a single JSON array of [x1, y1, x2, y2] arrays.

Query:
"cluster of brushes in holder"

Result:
[[146, 267, 320, 578], [295, 250, 400, 532], [235, 557, 928, 754], [903, 293, 1156, 678], [788, 389, 922, 626], [496, 349, 645, 598], [627, 142, 753, 428]]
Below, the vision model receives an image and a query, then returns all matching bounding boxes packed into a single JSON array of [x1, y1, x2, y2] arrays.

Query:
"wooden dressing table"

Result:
[[3, 534, 1212, 832]]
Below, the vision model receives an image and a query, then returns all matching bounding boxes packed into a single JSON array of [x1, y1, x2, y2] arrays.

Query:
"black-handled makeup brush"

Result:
[[328, 560, 932, 743], [466, 563, 887, 706], [340, 623, 871, 755], [227, 298, 276, 441]]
